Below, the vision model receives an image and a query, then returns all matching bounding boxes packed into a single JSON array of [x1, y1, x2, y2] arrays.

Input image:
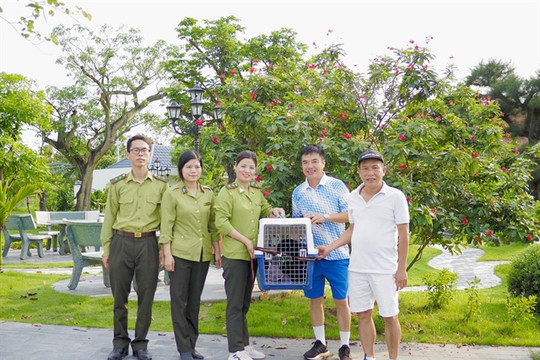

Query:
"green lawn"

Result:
[[1, 243, 538, 347]]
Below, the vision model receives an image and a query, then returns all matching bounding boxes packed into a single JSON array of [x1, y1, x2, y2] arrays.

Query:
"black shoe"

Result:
[[338, 345, 352, 360], [192, 349, 205, 359], [303, 340, 331, 360], [107, 347, 128, 360], [133, 349, 152, 360]]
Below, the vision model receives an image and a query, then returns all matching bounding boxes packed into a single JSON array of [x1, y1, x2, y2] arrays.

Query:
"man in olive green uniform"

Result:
[[101, 135, 168, 360]]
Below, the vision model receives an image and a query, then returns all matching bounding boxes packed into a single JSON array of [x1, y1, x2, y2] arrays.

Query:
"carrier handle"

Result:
[[255, 246, 316, 262]]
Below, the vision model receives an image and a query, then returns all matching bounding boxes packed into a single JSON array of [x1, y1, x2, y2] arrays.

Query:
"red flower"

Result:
[[398, 164, 407, 169], [526, 234, 533, 241], [461, 217, 468, 225], [266, 165, 274, 172], [471, 135, 475, 141], [230, 70, 236, 75], [398, 134, 406, 140], [251, 93, 257, 100], [266, 151, 271, 156], [249, 67, 255, 73], [321, 129, 329, 136], [273, 98, 281, 104], [195, 120, 204, 127], [514, 147, 520, 155], [449, 100, 454, 105], [263, 190, 271, 197], [212, 136, 219, 144], [267, 101, 274, 107], [255, 176, 262, 182], [339, 113, 348, 121], [486, 230, 493, 237], [219, 72, 225, 78], [474, 237, 482, 244], [344, 133, 351, 139], [253, 59, 259, 63], [308, 63, 317, 69], [406, 197, 411, 203], [471, 152, 478, 158]]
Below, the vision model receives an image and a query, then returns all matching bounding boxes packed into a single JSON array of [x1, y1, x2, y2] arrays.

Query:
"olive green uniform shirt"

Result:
[[159, 181, 219, 262], [101, 171, 168, 256], [214, 182, 273, 261]]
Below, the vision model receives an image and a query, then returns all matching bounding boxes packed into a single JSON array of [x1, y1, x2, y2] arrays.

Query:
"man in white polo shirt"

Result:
[[317, 149, 410, 360]]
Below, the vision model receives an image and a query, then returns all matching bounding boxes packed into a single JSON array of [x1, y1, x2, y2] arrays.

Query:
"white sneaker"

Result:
[[228, 350, 253, 360], [245, 345, 265, 359]]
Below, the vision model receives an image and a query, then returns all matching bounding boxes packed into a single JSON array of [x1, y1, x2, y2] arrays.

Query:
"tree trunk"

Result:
[[527, 107, 540, 142], [39, 192, 47, 211], [75, 166, 96, 211]]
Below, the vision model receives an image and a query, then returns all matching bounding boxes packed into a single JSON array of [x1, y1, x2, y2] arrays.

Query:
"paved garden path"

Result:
[[405, 246, 509, 291]]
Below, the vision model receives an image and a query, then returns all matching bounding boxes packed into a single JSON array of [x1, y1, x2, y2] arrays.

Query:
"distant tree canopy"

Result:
[[466, 59, 540, 142]]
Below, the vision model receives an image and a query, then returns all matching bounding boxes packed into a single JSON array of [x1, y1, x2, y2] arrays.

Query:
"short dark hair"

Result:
[[177, 150, 203, 181], [300, 144, 325, 159], [127, 134, 151, 152], [235, 150, 258, 166]]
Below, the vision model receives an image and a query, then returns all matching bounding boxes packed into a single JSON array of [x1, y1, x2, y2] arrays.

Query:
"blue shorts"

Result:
[[304, 259, 349, 300]]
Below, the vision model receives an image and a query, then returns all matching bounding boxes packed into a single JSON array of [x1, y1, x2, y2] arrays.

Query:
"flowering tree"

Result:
[[166, 17, 539, 269]]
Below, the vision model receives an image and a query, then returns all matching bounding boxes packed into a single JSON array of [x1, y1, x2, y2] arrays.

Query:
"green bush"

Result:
[[507, 244, 540, 312], [423, 269, 458, 309]]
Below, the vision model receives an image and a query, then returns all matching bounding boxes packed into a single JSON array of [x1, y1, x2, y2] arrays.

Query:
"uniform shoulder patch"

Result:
[[153, 174, 168, 183], [201, 185, 212, 192], [110, 173, 127, 184], [226, 183, 238, 190], [250, 181, 261, 189]]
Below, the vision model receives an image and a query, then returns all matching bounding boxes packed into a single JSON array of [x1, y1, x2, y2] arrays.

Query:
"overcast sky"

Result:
[[2, 0, 539, 85], [1, 0, 539, 147]]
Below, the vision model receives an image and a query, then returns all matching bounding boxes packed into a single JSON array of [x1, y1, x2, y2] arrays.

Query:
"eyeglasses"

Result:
[[130, 147, 150, 155]]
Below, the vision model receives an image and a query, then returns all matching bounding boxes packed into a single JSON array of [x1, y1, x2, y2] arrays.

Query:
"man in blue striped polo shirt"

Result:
[[292, 144, 352, 360]]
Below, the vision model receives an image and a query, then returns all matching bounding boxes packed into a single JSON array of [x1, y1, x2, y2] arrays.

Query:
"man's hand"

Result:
[[316, 245, 330, 259], [395, 268, 408, 291], [305, 212, 326, 224], [102, 256, 110, 270]]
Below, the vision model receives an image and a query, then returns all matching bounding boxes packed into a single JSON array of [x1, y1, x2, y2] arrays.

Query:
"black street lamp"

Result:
[[166, 84, 223, 153], [149, 158, 171, 177]]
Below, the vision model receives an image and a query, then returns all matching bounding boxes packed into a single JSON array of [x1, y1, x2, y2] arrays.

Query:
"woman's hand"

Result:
[[270, 207, 286, 218], [244, 239, 255, 259], [163, 253, 175, 272], [214, 253, 222, 269]]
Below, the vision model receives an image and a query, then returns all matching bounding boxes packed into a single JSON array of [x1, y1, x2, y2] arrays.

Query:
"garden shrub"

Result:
[[423, 268, 458, 309], [507, 244, 540, 312]]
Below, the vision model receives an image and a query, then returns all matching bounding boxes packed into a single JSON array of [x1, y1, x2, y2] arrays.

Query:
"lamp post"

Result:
[[149, 158, 171, 177], [166, 84, 223, 153]]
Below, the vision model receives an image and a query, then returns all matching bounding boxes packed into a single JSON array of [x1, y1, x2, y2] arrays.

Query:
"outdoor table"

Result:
[[46, 219, 101, 255]]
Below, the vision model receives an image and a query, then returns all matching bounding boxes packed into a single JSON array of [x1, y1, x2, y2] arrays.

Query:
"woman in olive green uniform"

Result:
[[160, 150, 221, 360], [214, 150, 285, 360]]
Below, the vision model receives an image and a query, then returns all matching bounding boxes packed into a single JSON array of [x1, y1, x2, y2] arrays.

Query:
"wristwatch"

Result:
[[323, 214, 330, 221]]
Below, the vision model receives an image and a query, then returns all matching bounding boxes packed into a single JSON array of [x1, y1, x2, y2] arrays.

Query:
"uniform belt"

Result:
[[115, 230, 156, 238]]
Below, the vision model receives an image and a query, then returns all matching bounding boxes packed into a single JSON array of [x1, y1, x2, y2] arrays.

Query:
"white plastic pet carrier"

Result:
[[255, 217, 317, 290]]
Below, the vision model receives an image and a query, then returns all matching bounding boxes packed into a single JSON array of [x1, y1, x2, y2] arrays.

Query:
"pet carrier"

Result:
[[255, 217, 317, 290]]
